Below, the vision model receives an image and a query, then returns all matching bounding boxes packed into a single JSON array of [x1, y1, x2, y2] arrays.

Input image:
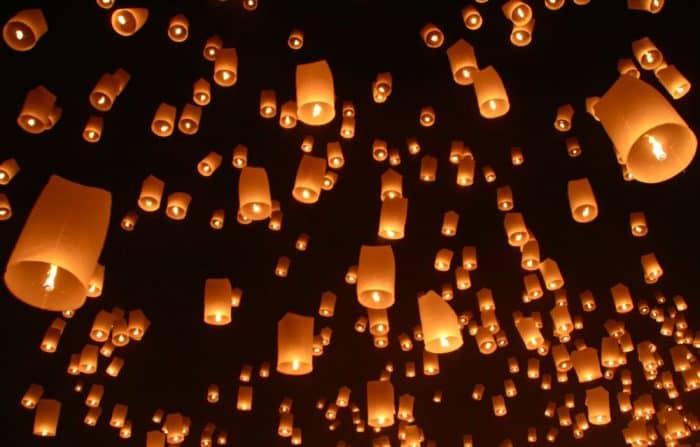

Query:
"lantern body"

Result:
[[447, 39, 478, 85], [0, 158, 20, 185], [420, 23, 444, 48], [586, 386, 611, 425], [111, 8, 149, 36], [571, 347, 603, 382], [296, 60, 335, 125], [418, 291, 463, 353], [151, 103, 176, 137], [420, 155, 438, 181], [378, 198, 408, 240], [204, 278, 232, 325], [539, 258, 564, 290], [293, 155, 326, 204], [193, 78, 211, 106], [239, 167, 271, 220], [198, 152, 223, 177], [381, 169, 403, 201], [357, 245, 395, 309], [419, 106, 436, 127], [33, 399, 60, 437], [82, 115, 103, 143], [611, 282, 633, 313], [165, 192, 191, 220], [4, 176, 110, 311], [21, 384, 44, 409], [632, 37, 664, 70], [457, 157, 475, 186], [474, 66, 510, 118], [627, 0, 664, 13], [462, 6, 483, 30], [214, 48, 238, 87], [595, 75, 696, 183], [568, 178, 598, 222], [504, 212, 528, 246], [167, 14, 189, 42], [502, 0, 532, 25], [656, 65, 691, 99], [554, 104, 574, 132], [442, 211, 459, 236], [203, 35, 222, 61], [237, 386, 253, 411], [3, 9, 48, 51], [138, 175, 164, 212], [496, 186, 514, 211], [17, 86, 57, 134], [277, 312, 314, 375], [0, 193, 12, 220], [178, 103, 201, 135], [367, 380, 395, 428]]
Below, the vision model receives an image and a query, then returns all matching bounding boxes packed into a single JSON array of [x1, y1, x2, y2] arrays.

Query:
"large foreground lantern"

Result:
[[4, 176, 111, 311], [277, 312, 314, 375], [295, 60, 335, 125], [595, 75, 697, 183]]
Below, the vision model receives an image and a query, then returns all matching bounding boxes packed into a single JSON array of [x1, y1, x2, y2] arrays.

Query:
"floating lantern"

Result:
[[511, 19, 534, 47], [167, 14, 189, 42], [496, 186, 514, 211], [111, 8, 148, 36], [214, 48, 238, 87], [632, 37, 664, 71], [418, 291, 463, 353], [502, 0, 532, 25], [378, 197, 408, 240], [367, 380, 395, 428], [441, 211, 459, 236], [204, 278, 232, 325], [640, 252, 663, 283], [420, 155, 438, 181], [419, 106, 436, 127], [293, 155, 326, 204], [138, 175, 164, 212], [203, 35, 222, 61], [554, 104, 574, 132], [17, 85, 57, 134], [277, 312, 313, 375], [0, 158, 20, 185], [357, 245, 395, 309], [151, 103, 176, 137], [461, 6, 483, 30], [33, 399, 60, 437], [165, 192, 191, 221], [474, 66, 510, 118], [177, 103, 201, 135], [420, 23, 444, 48], [193, 78, 211, 106], [457, 157, 475, 186], [82, 116, 103, 143], [239, 167, 271, 220], [655, 65, 691, 99], [3, 9, 48, 51], [568, 178, 598, 222], [296, 60, 335, 125], [447, 39, 478, 85], [198, 152, 222, 177]]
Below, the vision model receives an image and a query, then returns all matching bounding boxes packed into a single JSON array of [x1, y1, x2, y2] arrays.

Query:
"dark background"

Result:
[[1, 0, 699, 446]]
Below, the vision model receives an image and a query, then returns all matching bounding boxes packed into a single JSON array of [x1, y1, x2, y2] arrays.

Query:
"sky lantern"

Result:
[[111, 8, 148, 36], [296, 60, 335, 125], [3, 9, 48, 51], [277, 312, 313, 375], [418, 291, 463, 353]]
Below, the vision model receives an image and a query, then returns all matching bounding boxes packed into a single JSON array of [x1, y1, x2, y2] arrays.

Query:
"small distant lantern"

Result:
[[461, 6, 483, 30], [420, 23, 444, 48], [554, 104, 574, 132], [447, 39, 478, 85], [167, 14, 189, 42], [193, 78, 211, 106], [138, 175, 164, 212], [568, 178, 598, 222], [419, 106, 436, 127], [198, 151, 223, 177], [203, 35, 222, 61]]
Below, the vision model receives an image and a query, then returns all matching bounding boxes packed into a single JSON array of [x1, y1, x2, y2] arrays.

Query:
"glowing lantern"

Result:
[[462, 246, 478, 271], [539, 258, 564, 290], [111, 8, 148, 36], [137, 175, 164, 212], [627, 0, 664, 13], [208, 209, 225, 230], [571, 347, 603, 382], [380, 169, 403, 201], [238, 167, 271, 220], [447, 39, 478, 85], [166, 14, 189, 43], [203, 35, 222, 61], [419, 106, 436, 127], [275, 256, 290, 277], [474, 66, 509, 118], [373, 72, 393, 103], [457, 157, 475, 186], [568, 178, 598, 222], [595, 75, 696, 183], [192, 78, 211, 106], [515, 317, 544, 350], [17, 85, 57, 134], [423, 350, 440, 375], [3, 9, 47, 51], [204, 278, 232, 325], [610, 283, 633, 313], [326, 142, 344, 168], [318, 291, 336, 317], [554, 104, 574, 132], [504, 212, 528, 246], [378, 198, 408, 240], [420, 155, 438, 181], [373, 139, 388, 161], [496, 186, 514, 211], [544, 0, 566, 10], [527, 358, 540, 379], [441, 211, 459, 236], [0, 194, 11, 220], [420, 23, 444, 48], [165, 192, 191, 221], [492, 395, 507, 416], [236, 386, 253, 411], [565, 137, 582, 157], [586, 386, 610, 425], [475, 326, 497, 354], [277, 312, 313, 375], [89, 73, 121, 112], [151, 103, 176, 137], [655, 65, 691, 99], [511, 19, 534, 46], [367, 380, 395, 428], [288, 29, 304, 49], [0, 159, 19, 185], [33, 399, 60, 437], [178, 103, 201, 135], [293, 155, 325, 204], [109, 403, 127, 428], [4, 176, 110, 311], [502, 1, 532, 25], [106, 356, 124, 377], [434, 248, 453, 271], [357, 245, 395, 309], [214, 48, 238, 87], [340, 116, 355, 138], [418, 291, 463, 353], [640, 252, 663, 283], [632, 37, 664, 71], [521, 240, 540, 270], [81, 115, 103, 143], [296, 60, 335, 125], [461, 6, 483, 30], [195, 152, 221, 177], [242, 0, 258, 10], [22, 384, 44, 409]]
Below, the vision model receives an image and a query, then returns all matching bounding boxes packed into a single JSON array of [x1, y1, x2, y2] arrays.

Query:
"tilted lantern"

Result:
[[474, 66, 510, 118], [111, 8, 148, 36], [447, 39, 478, 85], [418, 291, 463, 353], [3, 9, 48, 51], [293, 155, 326, 204]]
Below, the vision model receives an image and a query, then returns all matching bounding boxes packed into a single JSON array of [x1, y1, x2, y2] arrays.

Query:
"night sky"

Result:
[[1, 0, 699, 446]]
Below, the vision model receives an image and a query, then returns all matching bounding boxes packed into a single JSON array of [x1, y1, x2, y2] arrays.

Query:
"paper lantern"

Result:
[[288, 28, 304, 49], [641, 252, 663, 283], [368, 308, 389, 336], [232, 385, 252, 411], [340, 116, 355, 139], [475, 326, 496, 354], [85, 264, 104, 299], [502, 0, 532, 25], [17, 85, 57, 134], [447, 39, 478, 85], [80, 115, 103, 142], [567, 178, 598, 222], [293, 155, 325, 203], [483, 165, 497, 183], [495, 186, 514, 211], [492, 395, 507, 416], [655, 65, 691, 99], [118, 210, 136, 231], [439, 210, 458, 236], [274, 256, 291, 277], [527, 358, 540, 379], [0, 159, 19, 186], [105, 356, 124, 377], [378, 198, 408, 240], [434, 248, 453, 272], [571, 347, 603, 382], [203, 278, 232, 325], [367, 380, 395, 428], [325, 142, 345, 168], [420, 23, 444, 48], [89, 74, 120, 112], [519, 239, 539, 271], [136, 175, 163, 212], [242, 0, 258, 10], [627, 211, 649, 237], [214, 48, 238, 87], [190, 79, 212, 106], [545, 0, 566, 10], [83, 406, 102, 426], [167, 14, 188, 42], [178, 103, 201, 135], [595, 75, 696, 183], [511, 19, 534, 47], [21, 384, 44, 409], [627, 0, 664, 13], [380, 169, 403, 201], [33, 399, 60, 437], [373, 72, 393, 103], [455, 157, 474, 186], [420, 155, 438, 181], [586, 386, 611, 425], [203, 35, 222, 61], [195, 152, 221, 177], [419, 106, 436, 127], [109, 403, 128, 428], [5, 176, 110, 311], [357, 245, 395, 309], [277, 312, 313, 375], [3, 9, 47, 51], [564, 137, 582, 157], [503, 212, 528, 246], [111, 8, 148, 36], [150, 103, 176, 137], [0, 193, 11, 220], [423, 350, 439, 375], [418, 291, 463, 353], [372, 139, 388, 161], [461, 6, 483, 30], [296, 60, 335, 125], [165, 192, 191, 221], [610, 283, 633, 313], [632, 37, 664, 71], [539, 258, 564, 290], [474, 66, 510, 118], [238, 167, 271, 220], [554, 104, 574, 132]]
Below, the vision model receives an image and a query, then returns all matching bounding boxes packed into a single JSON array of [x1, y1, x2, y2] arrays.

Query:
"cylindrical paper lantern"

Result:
[[474, 66, 509, 118], [33, 399, 60, 437], [595, 75, 697, 183], [568, 178, 598, 222], [203, 35, 222, 61], [296, 60, 335, 125], [326, 142, 344, 168], [151, 103, 176, 137], [167, 14, 189, 42], [420, 23, 444, 48], [475, 326, 497, 354], [571, 347, 603, 382], [277, 312, 313, 375], [378, 198, 408, 240], [214, 48, 238, 87], [210, 209, 225, 230], [511, 19, 534, 46], [0, 193, 12, 220], [17, 85, 57, 134], [632, 37, 664, 71], [586, 386, 610, 425], [204, 278, 232, 325], [418, 291, 463, 353], [554, 104, 574, 132], [423, 350, 439, 375], [197, 152, 222, 177], [381, 169, 402, 201], [238, 167, 271, 220], [539, 258, 564, 290], [288, 28, 304, 49], [138, 175, 164, 212], [462, 6, 483, 30], [629, 211, 648, 236], [457, 157, 475, 186], [367, 380, 395, 428], [82, 115, 103, 143], [21, 384, 44, 409], [178, 103, 201, 135], [293, 155, 325, 204], [441, 211, 459, 236], [0, 158, 20, 185], [111, 8, 148, 36], [4, 176, 110, 311], [3, 9, 48, 51], [420, 155, 438, 181], [165, 192, 191, 221], [655, 65, 691, 99], [193, 78, 211, 106], [641, 252, 663, 283], [496, 186, 514, 211], [611, 283, 633, 313], [357, 245, 395, 309], [502, 0, 532, 25], [447, 39, 478, 85], [504, 212, 528, 246], [419, 106, 436, 127]]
